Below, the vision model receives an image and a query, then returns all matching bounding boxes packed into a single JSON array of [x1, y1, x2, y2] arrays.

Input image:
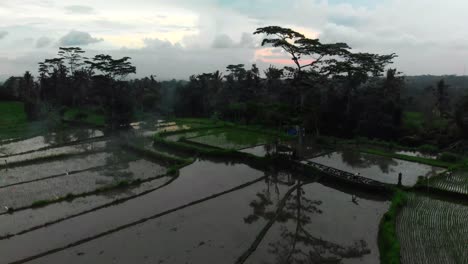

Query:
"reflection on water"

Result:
[[1, 127, 399, 264], [0, 154, 167, 212], [310, 151, 445, 186], [188, 129, 273, 150], [131, 120, 192, 138], [0, 129, 103, 156], [245, 182, 389, 264], [240, 144, 276, 157], [240, 139, 328, 159], [395, 150, 438, 159], [18, 158, 389, 264], [1, 159, 267, 264]]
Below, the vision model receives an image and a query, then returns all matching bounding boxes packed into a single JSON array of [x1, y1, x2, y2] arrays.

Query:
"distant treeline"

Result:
[[0, 26, 467, 148]]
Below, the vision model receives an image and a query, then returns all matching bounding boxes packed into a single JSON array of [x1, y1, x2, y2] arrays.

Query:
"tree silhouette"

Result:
[[58, 47, 86, 75], [432, 79, 450, 118]]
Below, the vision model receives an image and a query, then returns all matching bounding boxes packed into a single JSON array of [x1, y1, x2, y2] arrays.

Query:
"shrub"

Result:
[[379, 191, 408, 264], [438, 152, 459, 163], [418, 144, 439, 154], [31, 200, 51, 208]]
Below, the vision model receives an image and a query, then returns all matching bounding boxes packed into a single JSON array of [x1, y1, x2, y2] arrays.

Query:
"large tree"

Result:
[[254, 26, 397, 135], [85, 54, 137, 129]]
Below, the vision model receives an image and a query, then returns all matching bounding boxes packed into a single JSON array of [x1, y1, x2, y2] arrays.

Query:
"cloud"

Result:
[[58, 30, 103, 46], [0, 31, 8, 40], [211, 32, 255, 49], [36, 36, 53, 48], [65, 5, 94, 14], [238, 32, 255, 48], [2, 0, 468, 77], [212, 34, 234, 49]]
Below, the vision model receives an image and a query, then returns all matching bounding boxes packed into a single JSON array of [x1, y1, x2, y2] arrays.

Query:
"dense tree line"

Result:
[[0, 47, 160, 129], [175, 26, 403, 139], [0, 26, 467, 147], [174, 26, 468, 146]]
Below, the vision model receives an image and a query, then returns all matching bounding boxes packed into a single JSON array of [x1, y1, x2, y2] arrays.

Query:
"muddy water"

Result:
[[188, 132, 270, 150], [27, 179, 295, 264], [0, 152, 111, 188], [0, 176, 171, 239], [240, 140, 328, 158], [18, 172, 389, 264], [0, 159, 167, 212], [0, 129, 103, 156], [3, 141, 107, 164], [0, 160, 266, 263], [245, 182, 389, 264], [131, 120, 193, 138], [240, 145, 275, 157], [310, 151, 445, 186]]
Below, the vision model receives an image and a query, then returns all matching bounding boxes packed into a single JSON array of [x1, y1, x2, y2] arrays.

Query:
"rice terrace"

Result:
[[1, 2, 468, 263], [0, 108, 466, 263]]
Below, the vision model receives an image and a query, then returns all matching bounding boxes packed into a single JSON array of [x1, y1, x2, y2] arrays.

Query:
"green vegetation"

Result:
[[396, 193, 468, 264], [314, 134, 468, 169], [378, 190, 408, 264], [172, 118, 292, 140], [0, 151, 105, 170], [0, 101, 47, 140], [154, 132, 282, 171], [16, 160, 190, 212], [403, 111, 425, 132], [31, 200, 51, 208], [29, 179, 136, 209], [63, 108, 105, 127], [438, 152, 460, 163], [121, 143, 193, 166], [359, 148, 454, 168], [187, 128, 275, 150], [426, 169, 468, 196], [160, 118, 292, 146], [0, 101, 27, 124], [402, 110, 452, 136], [418, 144, 439, 153]]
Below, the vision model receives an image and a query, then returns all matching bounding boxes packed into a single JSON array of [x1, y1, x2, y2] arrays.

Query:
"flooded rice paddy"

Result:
[[2, 121, 463, 264], [397, 193, 468, 264], [0, 129, 103, 156], [309, 151, 445, 186], [1, 156, 389, 264], [428, 169, 468, 195], [187, 128, 274, 150]]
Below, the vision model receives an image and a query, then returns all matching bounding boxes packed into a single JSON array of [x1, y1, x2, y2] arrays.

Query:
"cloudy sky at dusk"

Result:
[[1, 0, 467, 80]]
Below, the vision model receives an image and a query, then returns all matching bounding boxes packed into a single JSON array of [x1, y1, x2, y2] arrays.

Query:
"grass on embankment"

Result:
[[360, 148, 455, 168], [63, 107, 105, 127], [16, 157, 193, 213], [172, 118, 294, 141], [378, 190, 408, 264], [0, 101, 48, 140], [154, 132, 299, 173]]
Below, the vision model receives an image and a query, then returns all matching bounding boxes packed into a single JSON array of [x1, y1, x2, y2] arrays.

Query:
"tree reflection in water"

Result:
[[242, 172, 371, 264], [340, 150, 397, 174]]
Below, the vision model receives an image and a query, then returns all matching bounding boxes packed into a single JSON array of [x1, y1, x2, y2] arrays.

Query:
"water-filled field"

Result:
[[187, 128, 275, 149], [309, 151, 445, 186], [4, 158, 388, 264], [0, 120, 465, 264]]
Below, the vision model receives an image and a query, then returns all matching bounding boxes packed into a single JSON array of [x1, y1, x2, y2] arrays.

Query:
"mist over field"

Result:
[[0, 1, 467, 264]]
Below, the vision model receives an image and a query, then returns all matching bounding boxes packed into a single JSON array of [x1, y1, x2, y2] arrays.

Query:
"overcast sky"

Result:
[[1, 0, 468, 80]]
